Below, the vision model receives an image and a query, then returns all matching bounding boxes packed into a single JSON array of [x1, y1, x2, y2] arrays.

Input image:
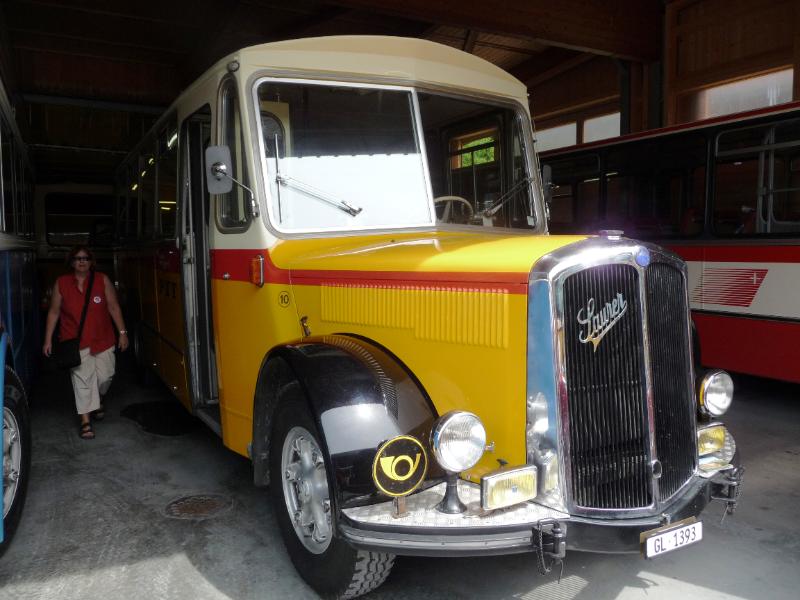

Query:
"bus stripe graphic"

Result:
[[690, 268, 768, 307]]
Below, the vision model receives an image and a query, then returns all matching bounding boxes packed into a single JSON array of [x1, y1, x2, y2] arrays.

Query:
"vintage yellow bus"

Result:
[[115, 36, 742, 598]]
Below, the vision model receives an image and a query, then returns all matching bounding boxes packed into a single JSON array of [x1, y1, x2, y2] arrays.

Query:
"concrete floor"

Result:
[[0, 362, 798, 600]]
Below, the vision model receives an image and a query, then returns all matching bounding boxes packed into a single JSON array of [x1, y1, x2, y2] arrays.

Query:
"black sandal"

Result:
[[79, 422, 95, 440], [93, 405, 105, 421]]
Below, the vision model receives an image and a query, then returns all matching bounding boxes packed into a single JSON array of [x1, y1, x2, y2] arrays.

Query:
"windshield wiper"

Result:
[[272, 133, 362, 218], [479, 176, 534, 222], [276, 174, 363, 217]]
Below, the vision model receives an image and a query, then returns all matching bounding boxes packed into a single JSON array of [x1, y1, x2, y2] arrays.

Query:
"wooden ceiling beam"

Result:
[[511, 49, 596, 88], [330, 0, 662, 61], [462, 30, 478, 54]]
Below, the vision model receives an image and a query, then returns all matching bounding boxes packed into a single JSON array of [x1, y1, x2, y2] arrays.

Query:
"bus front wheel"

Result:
[[269, 381, 395, 599], [1, 366, 31, 556]]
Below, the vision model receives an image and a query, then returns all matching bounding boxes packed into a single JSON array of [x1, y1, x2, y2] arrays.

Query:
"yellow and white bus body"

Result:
[[117, 37, 743, 599]]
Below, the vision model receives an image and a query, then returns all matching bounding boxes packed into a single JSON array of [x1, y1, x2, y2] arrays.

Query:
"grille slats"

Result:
[[560, 259, 695, 512], [563, 264, 651, 509], [646, 263, 696, 500]]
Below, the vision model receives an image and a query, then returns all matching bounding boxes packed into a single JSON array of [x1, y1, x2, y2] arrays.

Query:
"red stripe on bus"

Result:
[[210, 248, 529, 293], [670, 245, 800, 263], [694, 312, 800, 384]]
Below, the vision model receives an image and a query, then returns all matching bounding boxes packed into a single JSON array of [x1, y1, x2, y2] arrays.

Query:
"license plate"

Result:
[[641, 518, 703, 558]]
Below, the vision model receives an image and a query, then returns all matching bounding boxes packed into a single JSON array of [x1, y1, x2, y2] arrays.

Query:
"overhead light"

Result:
[[159, 201, 176, 205], [131, 184, 138, 191], [167, 133, 178, 149], [141, 170, 147, 177], [148, 157, 155, 165], [160, 206, 172, 211]]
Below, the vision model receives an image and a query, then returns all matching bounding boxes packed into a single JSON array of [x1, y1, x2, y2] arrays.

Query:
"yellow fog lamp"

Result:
[[697, 424, 736, 472], [699, 370, 734, 417], [697, 425, 725, 455], [481, 465, 537, 510]]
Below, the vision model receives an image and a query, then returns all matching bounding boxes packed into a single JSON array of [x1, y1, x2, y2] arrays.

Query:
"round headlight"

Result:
[[700, 370, 734, 416], [431, 411, 486, 473]]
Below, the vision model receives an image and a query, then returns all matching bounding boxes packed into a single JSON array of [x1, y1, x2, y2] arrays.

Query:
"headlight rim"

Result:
[[431, 410, 486, 473], [699, 369, 734, 417]]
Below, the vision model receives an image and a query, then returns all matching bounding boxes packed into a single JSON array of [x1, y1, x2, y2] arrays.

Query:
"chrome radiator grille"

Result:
[[563, 264, 651, 509], [645, 262, 696, 500], [560, 259, 696, 512]]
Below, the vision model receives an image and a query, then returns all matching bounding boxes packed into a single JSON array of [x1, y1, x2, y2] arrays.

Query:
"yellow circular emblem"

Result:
[[372, 435, 428, 497]]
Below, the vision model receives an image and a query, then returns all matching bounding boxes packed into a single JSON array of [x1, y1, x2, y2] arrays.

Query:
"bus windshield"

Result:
[[256, 79, 538, 233]]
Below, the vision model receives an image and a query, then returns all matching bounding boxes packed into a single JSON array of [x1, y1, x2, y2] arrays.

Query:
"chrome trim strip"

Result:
[[529, 236, 698, 518]]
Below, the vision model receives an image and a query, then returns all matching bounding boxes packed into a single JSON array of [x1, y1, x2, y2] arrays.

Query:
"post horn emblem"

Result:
[[372, 435, 428, 497]]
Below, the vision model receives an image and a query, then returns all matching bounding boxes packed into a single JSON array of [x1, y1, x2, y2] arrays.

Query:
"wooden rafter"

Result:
[[330, 0, 662, 61]]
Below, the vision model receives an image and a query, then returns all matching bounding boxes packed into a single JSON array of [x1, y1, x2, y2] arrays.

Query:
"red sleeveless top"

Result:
[[58, 271, 116, 353]]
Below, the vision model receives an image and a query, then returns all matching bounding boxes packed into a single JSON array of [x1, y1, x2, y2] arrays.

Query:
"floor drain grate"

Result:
[[164, 494, 232, 520]]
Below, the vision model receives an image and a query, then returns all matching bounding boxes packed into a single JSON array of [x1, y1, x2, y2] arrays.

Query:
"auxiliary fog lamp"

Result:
[[698, 370, 734, 417], [431, 411, 486, 513], [697, 424, 736, 472]]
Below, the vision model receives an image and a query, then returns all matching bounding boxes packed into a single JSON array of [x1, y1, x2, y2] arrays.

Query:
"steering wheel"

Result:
[[434, 195, 474, 223]]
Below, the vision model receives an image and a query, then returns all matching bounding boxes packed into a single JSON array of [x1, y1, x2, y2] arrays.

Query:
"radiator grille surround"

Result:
[[530, 238, 698, 517]]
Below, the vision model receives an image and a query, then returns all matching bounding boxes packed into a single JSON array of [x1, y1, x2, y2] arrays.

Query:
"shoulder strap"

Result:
[[76, 270, 96, 339]]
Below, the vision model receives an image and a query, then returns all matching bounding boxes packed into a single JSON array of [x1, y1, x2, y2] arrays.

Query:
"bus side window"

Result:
[[140, 146, 157, 239], [546, 154, 599, 234], [577, 178, 600, 232], [770, 150, 800, 231], [158, 123, 178, 238], [767, 120, 800, 233], [548, 183, 574, 233], [714, 126, 768, 236], [218, 79, 250, 231], [1, 115, 15, 232]]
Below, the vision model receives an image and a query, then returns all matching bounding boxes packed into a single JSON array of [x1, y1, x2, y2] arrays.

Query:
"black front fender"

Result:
[[253, 335, 438, 504]]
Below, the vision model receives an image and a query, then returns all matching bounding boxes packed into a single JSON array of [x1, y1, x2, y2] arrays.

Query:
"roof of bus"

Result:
[[120, 36, 530, 170], [223, 36, 528, 103]]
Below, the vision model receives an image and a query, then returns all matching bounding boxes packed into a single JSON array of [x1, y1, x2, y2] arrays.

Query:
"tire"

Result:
[[1, 366, 32, 557], [269, 382, 395, 599]]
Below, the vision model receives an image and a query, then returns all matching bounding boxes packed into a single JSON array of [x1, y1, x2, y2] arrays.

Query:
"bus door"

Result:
[[152, 122, 194, 413], [179, 106, 220, 432]]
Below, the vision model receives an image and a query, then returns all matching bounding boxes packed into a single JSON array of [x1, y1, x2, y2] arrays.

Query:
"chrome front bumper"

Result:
[[339, 453, 743, 557]]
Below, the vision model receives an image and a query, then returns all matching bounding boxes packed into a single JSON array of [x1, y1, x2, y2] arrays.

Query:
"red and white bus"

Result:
[[540, 102, 800, 383]]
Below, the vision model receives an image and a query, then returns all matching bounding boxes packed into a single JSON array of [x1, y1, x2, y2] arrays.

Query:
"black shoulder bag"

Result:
[[54, 270, 95, 370]]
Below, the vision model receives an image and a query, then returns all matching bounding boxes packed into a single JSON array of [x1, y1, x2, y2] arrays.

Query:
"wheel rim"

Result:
[[3, 400, 22, 519], [280, 426, 332, 554]]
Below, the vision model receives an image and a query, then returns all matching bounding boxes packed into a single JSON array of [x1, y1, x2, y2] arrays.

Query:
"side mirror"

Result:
[[205, 145, 234, 195]]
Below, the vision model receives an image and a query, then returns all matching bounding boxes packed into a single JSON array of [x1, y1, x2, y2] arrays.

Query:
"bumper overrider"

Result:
[[339, 451, 742, 559]]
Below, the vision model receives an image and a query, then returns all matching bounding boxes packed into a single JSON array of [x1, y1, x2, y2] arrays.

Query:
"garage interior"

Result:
[[1, 0, 799, 598]]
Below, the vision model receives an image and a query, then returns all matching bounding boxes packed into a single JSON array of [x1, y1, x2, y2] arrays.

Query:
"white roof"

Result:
[[230, 36, 528, 103]]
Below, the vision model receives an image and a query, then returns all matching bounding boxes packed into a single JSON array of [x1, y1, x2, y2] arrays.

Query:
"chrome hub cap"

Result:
[[3, 404, 22, 518], [281, 426, 332, 554]]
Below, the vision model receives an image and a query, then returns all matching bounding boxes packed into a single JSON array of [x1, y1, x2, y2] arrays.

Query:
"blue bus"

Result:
[[0, 74, 34, 555]]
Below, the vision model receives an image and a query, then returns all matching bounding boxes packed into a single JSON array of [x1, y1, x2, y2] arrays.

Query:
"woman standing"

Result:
[[42, 246, 128, 439]]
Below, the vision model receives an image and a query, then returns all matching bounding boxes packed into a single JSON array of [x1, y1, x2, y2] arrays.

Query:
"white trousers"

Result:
[[70, 347, 115, 415]]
